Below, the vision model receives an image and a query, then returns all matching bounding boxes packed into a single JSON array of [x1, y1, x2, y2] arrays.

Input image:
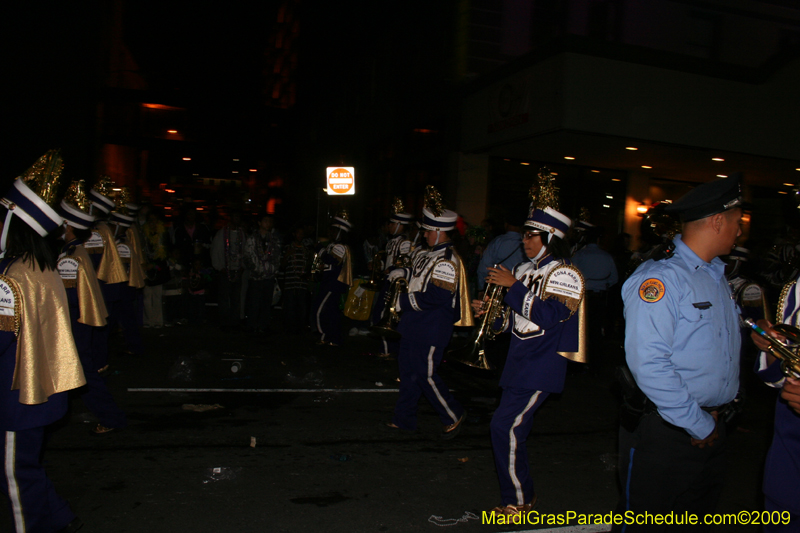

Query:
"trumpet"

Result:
[[744, 317, 800, 378], [310, 251, 323, 281], [446, 282, 510, 370], [361, 250, 387, 291], [370, 277, 407, 341]]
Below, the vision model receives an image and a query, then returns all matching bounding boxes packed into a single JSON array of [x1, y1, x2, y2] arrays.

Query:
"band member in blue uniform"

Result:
[[751, 276, 800, 529], [617, 176, 743, 531], [314, 212, 353, 346], [372, 198, 414, 356], [0, 151, 86, 532], [59, 180, 127, 435], [107, 195, 146, 357], [477, 171, 584, 516], [87, 178, 128, 371], [387, 186, 473, 438]]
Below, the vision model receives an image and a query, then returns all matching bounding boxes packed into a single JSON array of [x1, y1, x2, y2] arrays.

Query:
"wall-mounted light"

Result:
[[641, 165, 652, 169], [712, 157, 725, 162], [564, 156, 575, 160], [625, 147, 638, 151], [182, 157, 191, 161], [636, 204, 649, 215]]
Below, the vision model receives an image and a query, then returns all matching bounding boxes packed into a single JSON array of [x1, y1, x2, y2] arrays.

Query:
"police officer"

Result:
[[617, 176, 743, 530], [0, 151, 86, 532], [313, 212, 353, 346], [478, 190, 584, 517], [387, 186, 472, 438]]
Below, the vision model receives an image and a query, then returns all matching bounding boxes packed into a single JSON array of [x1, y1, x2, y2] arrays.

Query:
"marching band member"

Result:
[[87, 177, 128, 371], [107, 193, 145, 357], [59, 180, 127, 435], [387, 186, 472, 438], [314, 211, 353, 346], [476, 170, 584, 516], [372, 198, 414, 356], [0, 150, 86, 532], [751, 269, 800, 528]]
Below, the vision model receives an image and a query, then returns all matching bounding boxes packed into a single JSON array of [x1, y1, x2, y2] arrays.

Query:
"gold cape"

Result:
[[95, 222, 128, 284], [125, 226, 146, 289], [7, 261, 86, 405], [336, 244, 353, 287], [452, 249, 474, 328], [73, 245, 108, 327]]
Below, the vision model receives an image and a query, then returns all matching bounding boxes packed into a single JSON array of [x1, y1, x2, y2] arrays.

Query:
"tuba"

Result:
[[446, 282, 510, 370], [370, 277, 407, 341], [743, 317, 800, 378]]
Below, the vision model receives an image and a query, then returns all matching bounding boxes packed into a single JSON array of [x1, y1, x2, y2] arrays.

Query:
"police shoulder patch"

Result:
[[431, 259, 457, 292], [639, 278, 666, 303], [542, 264, 584, 312], [0, 275, 21, 335]]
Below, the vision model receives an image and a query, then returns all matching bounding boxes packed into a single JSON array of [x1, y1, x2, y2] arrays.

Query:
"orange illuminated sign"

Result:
[[326, 167, 355, 195]]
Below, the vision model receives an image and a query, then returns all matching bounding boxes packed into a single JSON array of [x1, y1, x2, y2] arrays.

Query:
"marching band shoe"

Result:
[[490, 495, 538, 517], [91, 424, 116, 435], [441, 412, 466, 440]]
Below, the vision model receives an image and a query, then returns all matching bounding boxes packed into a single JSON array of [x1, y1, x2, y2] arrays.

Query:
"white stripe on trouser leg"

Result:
[[426, 346, 457, 423], [316, 292, 331, 341], [508, 391, 542, 506], [5, 431, 25, 533]]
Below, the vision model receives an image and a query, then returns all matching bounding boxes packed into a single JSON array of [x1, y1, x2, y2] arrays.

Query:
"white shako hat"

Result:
[[88, 176, 115, 214], [524, 167, 571, 239], [60, 179, 96, 230], [389, 197, 413, 225], [331, 209, 352, 232], [1, 149, 66, 237], [420, 185, 457, 231]]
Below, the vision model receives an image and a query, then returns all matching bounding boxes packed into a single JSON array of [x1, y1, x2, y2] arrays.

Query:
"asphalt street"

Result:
[[0, 315, 779, 532]]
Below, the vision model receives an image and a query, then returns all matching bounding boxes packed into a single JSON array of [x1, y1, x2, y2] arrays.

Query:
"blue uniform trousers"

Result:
[[392, 342, 463, 430], [70, 316, 127, 430], [107, 285, 144, 356], [1, 428, 76, 532], [490, 388, 549, 506], [314, 289, 344, 345]]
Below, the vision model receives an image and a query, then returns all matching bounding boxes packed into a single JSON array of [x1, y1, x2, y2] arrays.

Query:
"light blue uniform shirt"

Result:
[[477, 231, 524, 291], [572, 243, 618, 292], [622, 235, 740, 440]]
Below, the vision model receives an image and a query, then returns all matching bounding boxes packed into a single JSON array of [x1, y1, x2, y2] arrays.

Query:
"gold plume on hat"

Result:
[[113, 188, 131, 216], [18, 149, 65, 207], [391, 197, 405, 215], [336, 209, 350, 221], [63, 180, 91, 213], [424, 185, 445, 217], [578, 207, 591, 223], [533, 167, 560, 211], [94, 175, 113, 197]]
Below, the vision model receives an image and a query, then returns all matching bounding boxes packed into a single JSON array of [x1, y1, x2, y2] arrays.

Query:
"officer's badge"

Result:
[[57, 257, 79, 288], [431, 259, 457, 292], [0, 275, 21, 335], [542, 264, 584, 313], [639, 278, 665, 303]]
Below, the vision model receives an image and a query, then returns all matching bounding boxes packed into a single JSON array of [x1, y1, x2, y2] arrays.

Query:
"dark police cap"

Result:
[[665, 175, 743, 222]]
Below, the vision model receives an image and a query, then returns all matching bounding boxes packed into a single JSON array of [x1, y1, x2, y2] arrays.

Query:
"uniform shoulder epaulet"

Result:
[[541, 263, 584, 314], [430, 257, 458, 292], [776, 280, 797, 323], [0, 274, 22, 336]]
